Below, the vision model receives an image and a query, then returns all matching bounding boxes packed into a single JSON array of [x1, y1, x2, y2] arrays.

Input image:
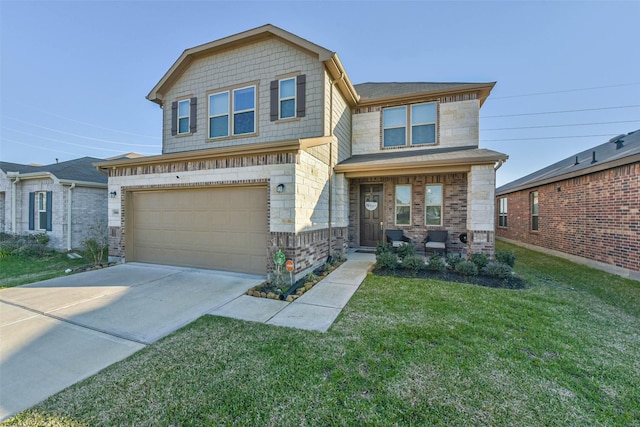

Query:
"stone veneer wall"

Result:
[[348, 174, 468, 253], [467, 165, 497, 257]]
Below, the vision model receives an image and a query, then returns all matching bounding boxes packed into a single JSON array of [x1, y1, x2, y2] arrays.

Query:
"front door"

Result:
[[360, 184, 383, 247]]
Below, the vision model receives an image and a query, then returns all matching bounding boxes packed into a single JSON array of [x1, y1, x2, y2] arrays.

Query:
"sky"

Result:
[[1, 0, 638, 187]]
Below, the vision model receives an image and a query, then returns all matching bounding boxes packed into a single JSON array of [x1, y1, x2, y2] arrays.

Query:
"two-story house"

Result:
[[96, 25, 507, 278]]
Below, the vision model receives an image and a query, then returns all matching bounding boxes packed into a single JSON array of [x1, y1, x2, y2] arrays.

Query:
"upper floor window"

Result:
[[383, 102, 437, 148], [177, 99, 190, 134], [530, 191, 539, 231], [498, 197, 508, 227], [395, 185, 411, 226], [279, 77, 296, 119], [425, 184, 443, 226], [208, 86, 256, 139]]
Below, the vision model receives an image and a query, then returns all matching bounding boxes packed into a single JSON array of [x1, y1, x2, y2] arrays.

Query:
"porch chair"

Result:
[[424, 230, 448, 255], [385, 229, 412, 249]]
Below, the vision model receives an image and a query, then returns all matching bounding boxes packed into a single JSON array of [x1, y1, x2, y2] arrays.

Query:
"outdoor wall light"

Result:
[[276, 183, 285, 193], [109, 191, 117, 198]]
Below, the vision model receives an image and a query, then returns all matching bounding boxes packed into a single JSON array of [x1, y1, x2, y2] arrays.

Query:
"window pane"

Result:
[[425, 206, 442, 225], [234, 87, 254, 111], [411, 103, 436, 124], [280, 78, 295, 98], [384, 128, 406, 147], [38, 193, 45, 209], [396, 206, 410, 225], [39, 212, 47, 230], [532, 216, 539, 231], [383, 107, 406, 127], [412, 124, 436, 145], [179, 117, 189, 134], [210, 116, 228, 138], [234, 111, 254, 134], [396, 185, 411, 205], [209, 93, 228, 116], [426, 185, 442, 205], [531, 192, 539, 214], [178, 100, 190, 116], [280, 99, 295, 119]]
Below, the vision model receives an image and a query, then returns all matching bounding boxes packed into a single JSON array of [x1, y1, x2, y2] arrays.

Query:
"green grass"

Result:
[[0, 252, 95, 289], [5, 242, 640, 426]]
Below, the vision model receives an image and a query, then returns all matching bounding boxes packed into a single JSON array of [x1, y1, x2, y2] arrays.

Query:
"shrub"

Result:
[[82, 220, 108, 266], [331, 250, 346, 264], [304, 272, 318, 283], [455, 260, 478, 276], [426, 255, 447, 272], [4, 233, 51, 257], [396, 243, 417, 260], [376, 251, 399, 270], [482, 262, 514, 280], [402, 255, 425, 274], [375, 241, 393, 255], [496, 249, 516, 267], [445, 253, 463, 270], [470, 253, 489, 269]]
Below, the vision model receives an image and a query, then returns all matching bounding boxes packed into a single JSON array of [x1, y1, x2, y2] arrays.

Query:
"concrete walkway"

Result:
[[211, 250, 376, 332]]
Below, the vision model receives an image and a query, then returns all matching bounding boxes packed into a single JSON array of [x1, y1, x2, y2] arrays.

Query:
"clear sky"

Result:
[[1, 0, 638, 186]]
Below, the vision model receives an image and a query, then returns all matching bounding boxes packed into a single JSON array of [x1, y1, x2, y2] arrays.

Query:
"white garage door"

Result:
[[127, 186, 268, 275]]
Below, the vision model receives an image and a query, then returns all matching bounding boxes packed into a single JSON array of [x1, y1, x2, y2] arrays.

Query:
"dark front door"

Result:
[[360, 184, 383, 247]]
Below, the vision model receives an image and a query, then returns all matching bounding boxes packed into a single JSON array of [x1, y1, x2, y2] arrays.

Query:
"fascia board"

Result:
[[355, 83, 496, 108]]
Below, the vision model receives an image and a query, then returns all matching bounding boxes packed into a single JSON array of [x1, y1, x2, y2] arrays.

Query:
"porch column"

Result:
[[466, 164, 496, 257]]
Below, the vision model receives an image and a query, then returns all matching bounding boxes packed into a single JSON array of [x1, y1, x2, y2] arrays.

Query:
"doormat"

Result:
[[356, 249, 376, 254]]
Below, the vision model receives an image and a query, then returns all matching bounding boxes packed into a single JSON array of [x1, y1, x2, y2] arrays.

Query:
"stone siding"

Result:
[[496, 162, 640, 276]]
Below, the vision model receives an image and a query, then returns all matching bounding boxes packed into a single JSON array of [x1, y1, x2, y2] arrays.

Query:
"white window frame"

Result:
[[207, 85, 257, 139], [383, 106, 407, 148], [232, 85, 256, 136], [279, 77, 296, 120], [208, 92, 230, 139], [395, 185, 412, 226], [177, 99, 190, 135], [411, 103, 437, 145], [36, 191, 47, 231], [383, 102, 438, 148], [531, 191, 539, 231], [425, 184, 443, 226], [499, 197, 508, 227]]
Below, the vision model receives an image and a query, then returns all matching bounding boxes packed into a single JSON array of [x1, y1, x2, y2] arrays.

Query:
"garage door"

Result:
[[127, 186, 268, 275]]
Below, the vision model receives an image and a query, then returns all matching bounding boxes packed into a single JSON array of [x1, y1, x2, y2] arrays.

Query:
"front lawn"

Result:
[[0, 252, 96, 289], [5, 242, 640, 426]]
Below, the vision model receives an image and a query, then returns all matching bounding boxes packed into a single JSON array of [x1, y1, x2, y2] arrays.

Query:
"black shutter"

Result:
[[270, 80, 278, 121], [171, 101, 178, 136], [46, 191, 53, 231], [190, 97, 197, 133], [28, 192, 35, 230], [296, 74, 306, 118]]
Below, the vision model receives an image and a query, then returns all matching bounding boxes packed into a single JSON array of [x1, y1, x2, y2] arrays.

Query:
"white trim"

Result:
[[425, 184, 443, 226], [278, 77, 296, 120], [35, 191, 47, 231], [208, 91, 230, 139], [394, 184, 411, 226], [232, 85, 256, 135], [177, 99, 190, 135]]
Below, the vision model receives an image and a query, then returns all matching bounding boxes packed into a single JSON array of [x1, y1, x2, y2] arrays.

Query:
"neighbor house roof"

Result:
[[147, 24, 359, 107], [335, 146, 508, 178], [496, 130, 640, 195], [354, 82, 496, 107], [0, 157, 108, 185]]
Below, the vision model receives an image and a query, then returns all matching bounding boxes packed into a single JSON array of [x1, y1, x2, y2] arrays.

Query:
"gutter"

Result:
[[66, 183, 75, 251]]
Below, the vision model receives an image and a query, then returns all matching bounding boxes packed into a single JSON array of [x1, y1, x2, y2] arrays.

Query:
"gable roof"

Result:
[[0, 157, 108, 185], [147, 24, 359, 107], [354, 82, 496, 107], [496, 130, 640, 195]]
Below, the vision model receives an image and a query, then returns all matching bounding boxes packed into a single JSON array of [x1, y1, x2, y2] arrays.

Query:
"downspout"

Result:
[[328, 77, 337, 258], [66, 183, 75, 251], [11, 175, 20, 233]]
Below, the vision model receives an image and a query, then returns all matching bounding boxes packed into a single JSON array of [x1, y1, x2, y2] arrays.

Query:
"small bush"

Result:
[[455, 260, 478, 276], [2, 233, 51, 257], [304, 272, 318, 283], [82, 220, 108, 266], [470, 253, 489, 269], [496, 249, 516, 267], [426, 255, 447, 272], [482, 262, 514, 280], [376, 251, 399, 270], [396, 243, 417, 260], [331, 250, 346, 264], [375, 241, 393, 255], [445, 253, 463, 270], [402, 255, 425, 274]]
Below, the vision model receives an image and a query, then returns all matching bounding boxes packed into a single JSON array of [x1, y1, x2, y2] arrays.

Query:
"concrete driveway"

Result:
[[0, 263, 263, 421]]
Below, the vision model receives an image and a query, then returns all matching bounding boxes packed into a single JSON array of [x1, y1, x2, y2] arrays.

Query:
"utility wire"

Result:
[[483, 119, 640, 131], [2, 138, 86, 157], [490, 83, 640, 100], [482, 134, 614, 142], [482, 104, 640, 118]]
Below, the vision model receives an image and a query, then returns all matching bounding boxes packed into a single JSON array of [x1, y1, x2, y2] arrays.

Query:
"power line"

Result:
[[490, 83, 640, 100], [482, 134, 614, 142], [483, 119, 640, 131], [2, 138, 86, 157], [482, 105, 640, 119]]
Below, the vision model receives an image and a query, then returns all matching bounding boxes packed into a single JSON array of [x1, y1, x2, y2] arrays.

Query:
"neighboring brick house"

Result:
[[496, 130, 640, 281], [96, 24, 507, 278], [0, 157, 108, 251]]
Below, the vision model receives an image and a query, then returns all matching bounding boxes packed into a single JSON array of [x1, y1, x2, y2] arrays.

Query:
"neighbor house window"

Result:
[[383, 102, 437, 148], [208, 85, 256, 138], [425, 184, 443, 226], [499, 197, 508, 227], [395, 185, 411, 225], [279, 77, 296, 119], [177, 99, 190, 134], [530, 191, 539, 231], [36, 192, 47, 230], [29, 191, 52, 231]]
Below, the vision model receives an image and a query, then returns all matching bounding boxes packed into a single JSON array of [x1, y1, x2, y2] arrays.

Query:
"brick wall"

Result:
[[496, 162, 640, 274]]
